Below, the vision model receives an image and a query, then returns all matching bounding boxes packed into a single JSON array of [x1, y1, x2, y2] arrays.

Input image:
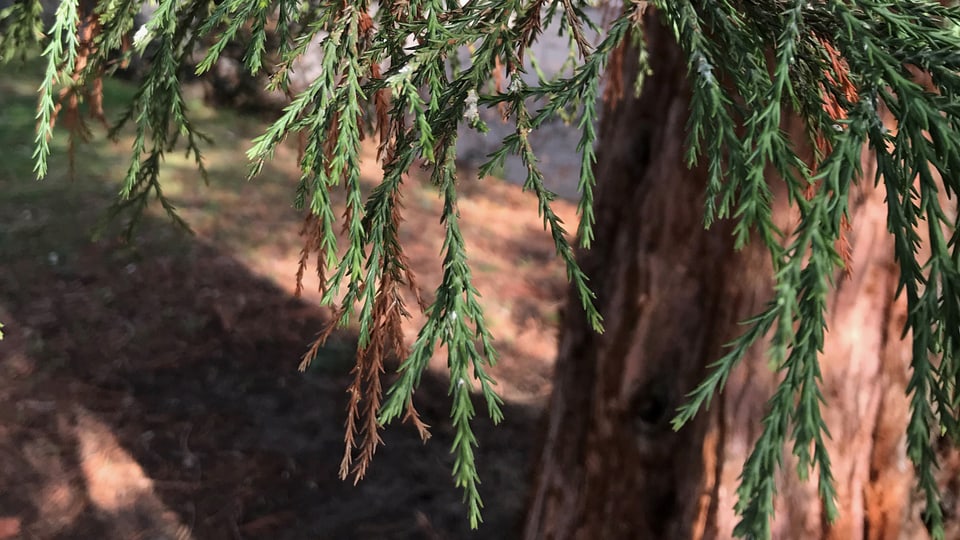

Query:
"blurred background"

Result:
[[0, 22, 587, 538]]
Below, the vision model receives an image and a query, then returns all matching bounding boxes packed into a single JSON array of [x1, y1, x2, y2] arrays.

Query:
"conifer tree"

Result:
[[4, 0, 960, 536]]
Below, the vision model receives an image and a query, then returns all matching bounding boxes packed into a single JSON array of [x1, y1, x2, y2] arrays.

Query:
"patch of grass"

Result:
[[0, 58, 297, 262]]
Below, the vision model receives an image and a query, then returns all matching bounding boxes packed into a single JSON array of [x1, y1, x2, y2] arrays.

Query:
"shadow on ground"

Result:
[[0, 214, 541, 539]]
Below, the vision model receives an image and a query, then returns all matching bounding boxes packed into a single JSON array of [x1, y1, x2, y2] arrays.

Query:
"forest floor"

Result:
[[0, 65, 577, 538]]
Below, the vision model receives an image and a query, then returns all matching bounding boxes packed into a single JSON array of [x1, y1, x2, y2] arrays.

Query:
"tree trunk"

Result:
[[523, 17, 933, 540]]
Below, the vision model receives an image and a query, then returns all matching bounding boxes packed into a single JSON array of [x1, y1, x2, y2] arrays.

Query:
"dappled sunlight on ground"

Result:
[[0, 232, 543, 538], [144, 103, 577, 403]]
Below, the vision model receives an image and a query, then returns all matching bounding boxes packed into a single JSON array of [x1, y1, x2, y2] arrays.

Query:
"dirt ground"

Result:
[[0, 70, 576, 539]]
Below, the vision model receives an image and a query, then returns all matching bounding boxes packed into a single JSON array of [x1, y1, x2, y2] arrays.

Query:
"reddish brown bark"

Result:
[[522, 17, 936, 540]]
